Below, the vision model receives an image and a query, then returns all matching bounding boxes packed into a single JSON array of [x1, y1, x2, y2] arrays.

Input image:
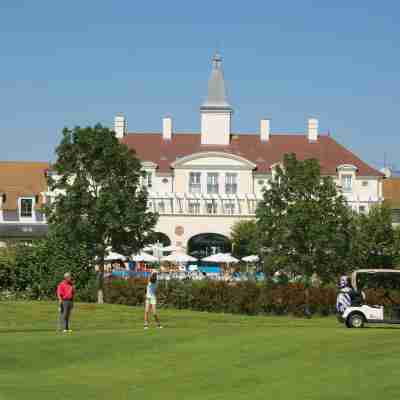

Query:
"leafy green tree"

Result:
[[0, 246, 16, 291], [256, 153, 353, 286], [230, 220, 258, 259], [394, 226, 400, 268], [352, 205, 398, 269], [46, 125, 158, 303]]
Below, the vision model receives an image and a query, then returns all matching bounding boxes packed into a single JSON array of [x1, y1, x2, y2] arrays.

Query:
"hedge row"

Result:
[[104, 278, 339, 316]]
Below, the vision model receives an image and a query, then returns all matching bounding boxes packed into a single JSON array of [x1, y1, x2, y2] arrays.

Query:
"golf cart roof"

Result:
[[351, 269, 400, 290]]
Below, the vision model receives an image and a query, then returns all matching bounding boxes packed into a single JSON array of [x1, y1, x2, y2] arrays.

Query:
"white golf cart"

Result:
[[340, 269, 400, 328]]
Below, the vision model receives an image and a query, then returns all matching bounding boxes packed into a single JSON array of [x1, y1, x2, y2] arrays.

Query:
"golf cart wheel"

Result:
[[346, 313, 365, 329]]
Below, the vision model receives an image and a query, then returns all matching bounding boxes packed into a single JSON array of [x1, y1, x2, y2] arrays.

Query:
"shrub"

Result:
[[103, 278, 339, 317]]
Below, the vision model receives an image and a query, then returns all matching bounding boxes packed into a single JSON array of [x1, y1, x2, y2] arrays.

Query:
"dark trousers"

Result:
[[59, 300, 73, 330]]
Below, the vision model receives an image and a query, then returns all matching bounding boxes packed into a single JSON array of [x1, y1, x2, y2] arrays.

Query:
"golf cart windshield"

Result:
[[352, 269, 400, 303]]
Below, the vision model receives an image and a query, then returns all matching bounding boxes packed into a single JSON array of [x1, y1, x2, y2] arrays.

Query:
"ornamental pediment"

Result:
[[171, 152, 256, 170]]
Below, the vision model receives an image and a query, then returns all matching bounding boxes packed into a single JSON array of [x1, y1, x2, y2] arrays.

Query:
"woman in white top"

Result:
[[144, 272, 162, 329]]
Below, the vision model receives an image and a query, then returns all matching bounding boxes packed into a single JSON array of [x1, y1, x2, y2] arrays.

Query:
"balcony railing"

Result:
[[148, 193, 260, 216]]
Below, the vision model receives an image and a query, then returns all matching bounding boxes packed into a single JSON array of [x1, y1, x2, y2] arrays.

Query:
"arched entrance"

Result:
[[148, 232, 171, 247], [188, 233, 232, 259]]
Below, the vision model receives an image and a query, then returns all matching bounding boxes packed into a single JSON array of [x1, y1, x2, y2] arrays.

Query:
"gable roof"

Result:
[[0, 162, 49, 210], [121, 133, 382, 177]]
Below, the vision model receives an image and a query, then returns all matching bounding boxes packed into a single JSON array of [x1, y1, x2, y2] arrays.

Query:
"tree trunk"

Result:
[[97, 261, 105, 304]]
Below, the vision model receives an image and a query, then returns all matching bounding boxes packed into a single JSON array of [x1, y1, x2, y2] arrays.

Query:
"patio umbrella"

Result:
[[202, 253, 239, 276], [242, 255, 260, 263], [242, 255, 260, 274], [131, 253, 158, 263], [162, 245, 185, 253], [104, 251, 126, 262], [219, 253, 239, 264], [161, 252, 197, 263], [202, 253, 239, 263], [201, 253, 223, 263]]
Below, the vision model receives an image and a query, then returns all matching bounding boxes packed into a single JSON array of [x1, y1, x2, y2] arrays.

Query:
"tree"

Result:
[[394, 226, 400, 268], [230, 220, 258, 259], [46, 125, 158, 303], [352, 205, 399, 269], [256, 153, 353, 287]]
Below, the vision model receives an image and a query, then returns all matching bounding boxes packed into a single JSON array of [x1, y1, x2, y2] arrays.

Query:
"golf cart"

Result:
[[340, 269, 400, 328]]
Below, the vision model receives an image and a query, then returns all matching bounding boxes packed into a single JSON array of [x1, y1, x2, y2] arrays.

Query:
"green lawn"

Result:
[[0, 302, 399, 400]]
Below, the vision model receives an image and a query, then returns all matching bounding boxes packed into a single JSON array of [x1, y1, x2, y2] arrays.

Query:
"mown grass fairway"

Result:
[[0, 302, 399, 399]]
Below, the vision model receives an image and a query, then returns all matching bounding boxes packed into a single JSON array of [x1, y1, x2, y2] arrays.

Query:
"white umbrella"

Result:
[[162, 245, 185, 253], [131, 253, 158, 263], [161, 253, 197, 263], [219, 253, 239, 264], [202, 253, 239, 263], [242, 255, 260, 263], [201, 253, 223, 263], [104, 251, 126, 262]]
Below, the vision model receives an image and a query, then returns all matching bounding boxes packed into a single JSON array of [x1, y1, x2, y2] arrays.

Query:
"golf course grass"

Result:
[[0, 301, 399, 399]]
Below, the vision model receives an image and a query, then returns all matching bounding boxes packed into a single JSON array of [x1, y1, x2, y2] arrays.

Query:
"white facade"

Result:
[[144, 156, 382, 247], [117, 53, 384, 248]]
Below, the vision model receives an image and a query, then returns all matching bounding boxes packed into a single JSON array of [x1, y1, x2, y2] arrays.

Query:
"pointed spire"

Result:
[[201, 52, 232, 110]]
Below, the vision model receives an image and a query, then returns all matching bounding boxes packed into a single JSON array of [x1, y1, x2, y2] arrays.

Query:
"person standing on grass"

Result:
[[57, 272, 75, 333], [144, 272, 162, 330]]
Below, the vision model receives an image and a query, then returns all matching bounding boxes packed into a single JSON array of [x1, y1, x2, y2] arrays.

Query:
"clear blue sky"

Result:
[[1, 1, 399, 169]]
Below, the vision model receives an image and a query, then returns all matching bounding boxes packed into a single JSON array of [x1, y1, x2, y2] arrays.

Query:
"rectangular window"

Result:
[[20, 198, 33, 218], [206, 200, 218, 215], [224, 201, 235, 215], [362, 181, 369, 187], [225, 173, 238, 194], [157, 201, 165, 214], [341, 174, 353, 192], [188, 200, 201, 215], [189, 172, 201, 194], [207, 173, 219, 194]]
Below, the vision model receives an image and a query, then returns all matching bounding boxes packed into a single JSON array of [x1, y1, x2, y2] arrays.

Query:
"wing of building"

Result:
[[115, 53, 383, 250], [0, 161, 49, 244]]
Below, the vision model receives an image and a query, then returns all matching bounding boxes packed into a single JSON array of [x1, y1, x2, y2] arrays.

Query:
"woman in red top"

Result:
[[57, 272, 75, 333]]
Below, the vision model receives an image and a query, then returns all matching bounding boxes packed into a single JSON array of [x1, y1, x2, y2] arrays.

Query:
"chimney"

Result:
[[114, 114, 127, 139], [260, 119, 270, 142], [162, 117, 173, 141], [308, 118, 318, 142]]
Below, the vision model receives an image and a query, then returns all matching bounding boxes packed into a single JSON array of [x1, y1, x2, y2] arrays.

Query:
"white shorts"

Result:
[[145, 297, 157, 312]]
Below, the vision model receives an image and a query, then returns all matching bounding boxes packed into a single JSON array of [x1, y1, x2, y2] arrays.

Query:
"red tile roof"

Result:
[[122, 133, 382, 177], [0, 161, 49, 210]]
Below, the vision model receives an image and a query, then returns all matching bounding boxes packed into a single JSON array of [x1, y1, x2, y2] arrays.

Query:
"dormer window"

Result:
[[341, 174, 353, 192], [337, 164, 357, 193], [19, 197, 35, 220]]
